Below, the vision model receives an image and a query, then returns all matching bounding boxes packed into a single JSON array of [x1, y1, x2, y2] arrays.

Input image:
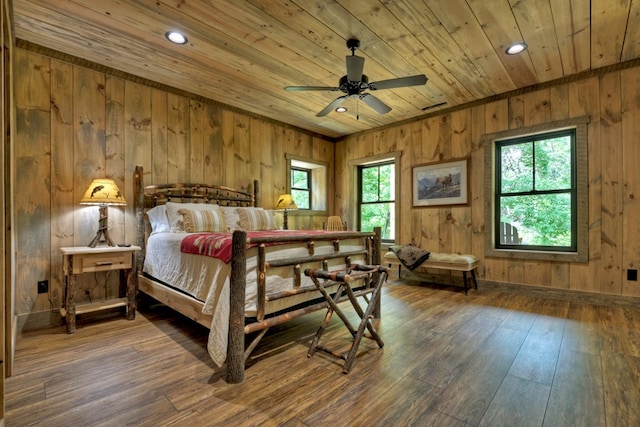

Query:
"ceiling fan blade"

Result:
[[316, 95, 348, 117], [359, 93, 392, 114], [285, 86, 339, 91], [346, 55, 365, 82], [368, 74, 428, 90]]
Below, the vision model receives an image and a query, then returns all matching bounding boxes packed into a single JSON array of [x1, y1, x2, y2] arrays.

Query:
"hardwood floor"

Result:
[[6, 280, 640, 426]]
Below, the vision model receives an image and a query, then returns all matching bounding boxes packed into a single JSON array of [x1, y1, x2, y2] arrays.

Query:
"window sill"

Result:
[[485, 247, 588, 263]]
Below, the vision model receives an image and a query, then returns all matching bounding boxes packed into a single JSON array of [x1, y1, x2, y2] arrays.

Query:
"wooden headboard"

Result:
[[133, 165, 259, 259]]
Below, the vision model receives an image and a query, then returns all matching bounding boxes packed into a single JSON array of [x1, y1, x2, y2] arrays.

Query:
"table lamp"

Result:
[[80, 178, 127, 247], [275, 194, 297, 230]]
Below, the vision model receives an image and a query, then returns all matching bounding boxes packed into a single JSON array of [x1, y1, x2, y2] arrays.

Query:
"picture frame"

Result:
[[412, 158, 469, 207]]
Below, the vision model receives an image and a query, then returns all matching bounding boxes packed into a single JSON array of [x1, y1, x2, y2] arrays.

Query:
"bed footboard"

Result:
[[225, 227, 382, 383]]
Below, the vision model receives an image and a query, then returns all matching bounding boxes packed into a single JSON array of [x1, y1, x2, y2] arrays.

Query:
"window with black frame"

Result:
[[291, 167, 311, 210], [494, 128, 577, 252], [358, 161, 395, 242]]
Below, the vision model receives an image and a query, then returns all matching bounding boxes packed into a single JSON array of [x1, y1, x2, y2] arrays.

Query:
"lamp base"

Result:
[[87, 205, 116, 248]]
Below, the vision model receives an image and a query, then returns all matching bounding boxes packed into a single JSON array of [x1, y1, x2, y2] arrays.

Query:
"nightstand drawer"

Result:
[[74, 251, 132, 273]]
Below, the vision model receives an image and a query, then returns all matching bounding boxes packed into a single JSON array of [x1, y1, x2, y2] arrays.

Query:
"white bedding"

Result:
[[143, 231, 367, 366]]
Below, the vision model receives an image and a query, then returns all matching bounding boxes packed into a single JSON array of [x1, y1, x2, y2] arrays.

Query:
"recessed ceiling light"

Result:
[[506, 42, 527, 55], [166, 31, 188, 45], [335, 107, 347, 113]]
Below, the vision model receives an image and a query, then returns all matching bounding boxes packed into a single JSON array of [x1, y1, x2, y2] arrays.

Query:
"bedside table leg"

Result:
[[125, 268, 136, 320], [65, 259, 77, 334]]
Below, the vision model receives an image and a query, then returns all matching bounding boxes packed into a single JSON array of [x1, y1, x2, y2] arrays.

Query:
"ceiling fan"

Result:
[[285, 38, 428, 117]]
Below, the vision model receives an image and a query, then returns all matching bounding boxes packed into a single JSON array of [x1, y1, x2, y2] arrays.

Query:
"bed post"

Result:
[[372, 226, 382, 319], [134, 165, 145, 271], [227, 229, 247, 383], [253, 179, 259, 206]]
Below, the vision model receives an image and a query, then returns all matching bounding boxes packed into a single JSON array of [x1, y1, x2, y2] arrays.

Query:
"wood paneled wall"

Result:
[[336, 65, 640, 297], [11, 46, 640, 320], [13, 48, 334, 317]]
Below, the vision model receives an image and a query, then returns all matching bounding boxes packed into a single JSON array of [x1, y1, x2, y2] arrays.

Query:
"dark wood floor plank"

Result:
[[429, 326, 528, 425], [601, 352, 640, 426], [543, 347, 606, 426], [408, 316, 502, 388], [562, 302, 604, 355], [508, 313, 566, 385], [597, 305, 640, 357], [347, 376, 453, 427], [479, 374, 551, 427]]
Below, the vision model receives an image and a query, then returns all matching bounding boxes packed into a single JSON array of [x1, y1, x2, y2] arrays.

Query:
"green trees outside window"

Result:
[[495, 129, 576, 250], [359, 161, 395, 241], [291, 167, 311, 210]]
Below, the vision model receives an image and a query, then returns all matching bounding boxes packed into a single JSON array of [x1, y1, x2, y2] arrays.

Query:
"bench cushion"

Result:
[[384, 250, 478, 271]]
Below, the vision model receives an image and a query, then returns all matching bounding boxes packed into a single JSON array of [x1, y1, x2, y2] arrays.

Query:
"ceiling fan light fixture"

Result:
[[166, 31, 188, 45], [335, 106, 347, 113], [506, 42, 527, 55]]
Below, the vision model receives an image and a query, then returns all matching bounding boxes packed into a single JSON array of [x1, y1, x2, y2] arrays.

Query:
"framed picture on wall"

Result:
[[412, 158, 469, 207]]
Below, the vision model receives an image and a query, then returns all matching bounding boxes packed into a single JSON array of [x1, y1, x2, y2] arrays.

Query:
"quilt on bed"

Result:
[[180, 229, 332, 262]]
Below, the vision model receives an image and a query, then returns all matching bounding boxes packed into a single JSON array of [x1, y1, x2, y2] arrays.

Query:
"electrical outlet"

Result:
[[37, 280, 48, 294], [628, 269, 638, 281]]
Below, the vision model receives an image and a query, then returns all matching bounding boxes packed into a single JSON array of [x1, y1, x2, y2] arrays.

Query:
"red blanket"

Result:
[[180, 230, 332, 263]]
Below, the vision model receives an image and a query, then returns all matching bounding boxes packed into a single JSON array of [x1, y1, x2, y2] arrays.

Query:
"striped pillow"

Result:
[[178, 208, 227, 233], [237, 207, 277, 231]]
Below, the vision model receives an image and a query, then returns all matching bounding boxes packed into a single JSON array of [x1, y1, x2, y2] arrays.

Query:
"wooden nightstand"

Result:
[[60, 245, 141, 333]]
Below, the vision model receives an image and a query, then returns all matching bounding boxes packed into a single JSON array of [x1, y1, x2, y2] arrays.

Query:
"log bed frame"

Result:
[[133, 166, 381, 383]]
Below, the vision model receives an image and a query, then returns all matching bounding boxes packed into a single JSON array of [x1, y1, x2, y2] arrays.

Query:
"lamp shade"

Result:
[[275, 194, 297, 210], [79, 178, 127, 206]]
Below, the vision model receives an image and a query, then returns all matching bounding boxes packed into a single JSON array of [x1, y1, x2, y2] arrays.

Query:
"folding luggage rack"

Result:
[[304, 264, 389, 373]]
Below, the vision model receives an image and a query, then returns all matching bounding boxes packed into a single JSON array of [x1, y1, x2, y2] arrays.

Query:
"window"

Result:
[[358, 161, 395, 242], [285, 154, 328, 213], [495, 129, 576, 251], [291, 167, 311, 209], [484, 117, 589, 262]]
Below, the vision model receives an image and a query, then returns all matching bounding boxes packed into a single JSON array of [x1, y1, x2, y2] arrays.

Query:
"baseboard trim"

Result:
[[478, 279, 640, 308]]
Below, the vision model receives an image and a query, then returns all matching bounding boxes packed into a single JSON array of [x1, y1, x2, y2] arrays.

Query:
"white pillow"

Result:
[[219, 206, 242, 231], [265, 209, 283, 230], [146, 205, 170, 234], [165, 202, 219, 232], [237, 207, 277, 231], [178, 208, 227, 233]]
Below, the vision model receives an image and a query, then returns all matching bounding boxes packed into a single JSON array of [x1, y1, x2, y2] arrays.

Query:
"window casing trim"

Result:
[[350, 151, 402, 243], [285, 154, 328, 215], [483, 116, 589, 263]]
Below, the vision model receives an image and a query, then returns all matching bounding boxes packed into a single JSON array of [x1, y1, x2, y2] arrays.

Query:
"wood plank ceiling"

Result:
[[11, 0, 640, 138]]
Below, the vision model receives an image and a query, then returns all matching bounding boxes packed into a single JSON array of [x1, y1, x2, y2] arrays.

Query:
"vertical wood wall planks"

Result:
[[14, 50, 52, 313], [621, 67, 640, 296], [569, 76, 602, 293], [150, 88, 168, 184], [483, 99, 509, 284], [50, 58, 74, 308], [105, 75, 126, 245], [189, 99, 204, 184], [167, 93, 189, 183], [600, 72, 623, 295]]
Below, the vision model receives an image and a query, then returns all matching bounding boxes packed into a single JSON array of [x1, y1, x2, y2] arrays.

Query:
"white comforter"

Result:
[[143, 231, 366, 366]]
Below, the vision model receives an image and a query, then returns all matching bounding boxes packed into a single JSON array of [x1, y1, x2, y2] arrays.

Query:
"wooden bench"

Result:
[[384, 251, 479, 294]]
